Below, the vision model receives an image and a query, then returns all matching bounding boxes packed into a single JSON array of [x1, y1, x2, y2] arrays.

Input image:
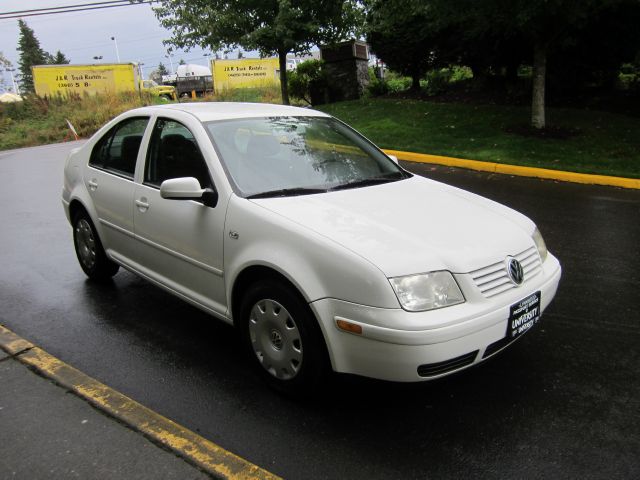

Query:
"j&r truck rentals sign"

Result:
[[32, 63, 140, 97], [211, 58, 280, 93]]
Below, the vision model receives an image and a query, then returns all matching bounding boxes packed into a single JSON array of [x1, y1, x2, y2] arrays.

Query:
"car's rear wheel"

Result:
[[72, 211, 119, 281], [239, 280, 329, 396]]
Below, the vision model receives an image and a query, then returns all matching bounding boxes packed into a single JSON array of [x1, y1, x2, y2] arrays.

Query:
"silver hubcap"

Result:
[[75, 219, 96, 269], [249, 299, 302, 380]]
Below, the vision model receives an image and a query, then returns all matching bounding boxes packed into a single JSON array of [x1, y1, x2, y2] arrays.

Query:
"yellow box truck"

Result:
[[32, 63, 176, 100]]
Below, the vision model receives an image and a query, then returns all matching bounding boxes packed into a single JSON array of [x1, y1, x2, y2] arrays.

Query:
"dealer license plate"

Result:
[[508, 291, 541, 339]]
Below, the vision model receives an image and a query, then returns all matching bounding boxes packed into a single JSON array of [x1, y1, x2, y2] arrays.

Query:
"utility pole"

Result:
[[111, 36, 120, 63], [165, 53, 174, 74], [6, 68, 18, 94]]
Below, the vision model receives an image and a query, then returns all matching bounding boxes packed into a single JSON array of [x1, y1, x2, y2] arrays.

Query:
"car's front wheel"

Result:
[[239, 280, 329, 396], [72, 211, 119, 281]]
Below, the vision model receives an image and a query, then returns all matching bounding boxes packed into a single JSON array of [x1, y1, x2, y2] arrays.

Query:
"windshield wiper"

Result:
[[246, 187, 327, 199], [329, 173, 406, 192]]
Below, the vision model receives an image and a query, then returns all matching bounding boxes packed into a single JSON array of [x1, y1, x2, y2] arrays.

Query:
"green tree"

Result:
[[150, 62, 169, 83], [367, 0, 454, 91], [413, 0, 640, 128], [157, 62, 169, 76], [288, 59, 328, 104], [48, 50, 70, 65], [17, 19, 48, 93], [483, 0, 638, 128], [545, 1, 640, 93], [483, 0, 603, 128], [149, 0, 361, 104]]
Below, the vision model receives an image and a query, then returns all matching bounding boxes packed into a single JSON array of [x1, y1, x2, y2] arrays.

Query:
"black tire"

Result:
[[239, 279, 330, 397], [72, 210, 119, 281]]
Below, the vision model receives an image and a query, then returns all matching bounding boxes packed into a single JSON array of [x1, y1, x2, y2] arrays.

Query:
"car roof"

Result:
[[139, 102, 329, 122]]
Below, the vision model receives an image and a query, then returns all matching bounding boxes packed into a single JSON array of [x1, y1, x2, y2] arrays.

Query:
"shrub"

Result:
[[424, 69, 452, 96], [618, 62, 640, 91], [288, 59, 328, 105], [0, 91, 159, 150], [449, 66, 473, 83], [367, 77, 389, 97]]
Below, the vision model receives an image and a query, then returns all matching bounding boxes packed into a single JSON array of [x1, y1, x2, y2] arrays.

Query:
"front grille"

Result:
[[470, 246, 542, 298], [417, 350, 478, 377]]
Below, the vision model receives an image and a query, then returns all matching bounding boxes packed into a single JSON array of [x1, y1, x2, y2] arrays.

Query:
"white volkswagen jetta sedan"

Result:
[[62, 103, 561, 394]]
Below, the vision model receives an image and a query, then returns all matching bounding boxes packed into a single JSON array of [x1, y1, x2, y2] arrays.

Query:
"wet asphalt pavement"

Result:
[[1, 142, 639, 479]]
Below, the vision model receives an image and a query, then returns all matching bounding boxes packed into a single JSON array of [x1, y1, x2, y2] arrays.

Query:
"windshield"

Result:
[[205, 116, 409, 198]]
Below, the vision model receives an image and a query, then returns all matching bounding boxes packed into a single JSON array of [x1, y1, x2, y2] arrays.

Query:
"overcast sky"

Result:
[[0, 0, 231, 87]]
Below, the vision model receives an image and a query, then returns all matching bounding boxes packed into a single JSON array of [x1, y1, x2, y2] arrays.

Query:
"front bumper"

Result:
[[310, 253, 561, 382]]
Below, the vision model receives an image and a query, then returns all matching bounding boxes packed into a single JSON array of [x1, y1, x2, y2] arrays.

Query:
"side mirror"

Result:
[[159, 177, 218, 207], [201, 188, 218, 208], [388, 154, 399, 164], [160, 177, 204, 199]]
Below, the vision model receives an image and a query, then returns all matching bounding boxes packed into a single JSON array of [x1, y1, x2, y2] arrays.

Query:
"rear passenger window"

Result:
[[90, 117, 149, 178]]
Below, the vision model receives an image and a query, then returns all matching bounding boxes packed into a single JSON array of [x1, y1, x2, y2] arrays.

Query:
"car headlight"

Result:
[[389, 271, 465, 312], [533, 227, 548, 263]]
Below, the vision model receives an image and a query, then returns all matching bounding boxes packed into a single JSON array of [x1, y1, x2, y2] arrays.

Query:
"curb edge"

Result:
[[0, 324, 281, 480], [383, 149, 640, 190]]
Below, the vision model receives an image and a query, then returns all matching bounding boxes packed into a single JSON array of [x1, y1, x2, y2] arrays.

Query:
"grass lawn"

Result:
[[318, 98, 640, 178], [2, 93, 637, 178]]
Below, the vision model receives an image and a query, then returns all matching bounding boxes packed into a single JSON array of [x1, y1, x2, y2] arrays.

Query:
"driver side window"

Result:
[[144, 118, 212, 189]]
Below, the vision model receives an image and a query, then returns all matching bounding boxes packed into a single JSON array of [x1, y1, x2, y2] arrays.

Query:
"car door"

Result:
[[84, 116, 149, 263], [132, 117, 227, 315]]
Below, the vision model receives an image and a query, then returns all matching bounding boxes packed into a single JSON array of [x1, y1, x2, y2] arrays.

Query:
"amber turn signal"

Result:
[[336, 319, 363, 335]]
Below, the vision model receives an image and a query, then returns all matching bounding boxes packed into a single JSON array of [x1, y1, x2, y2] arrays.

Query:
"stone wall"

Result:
[[320, 40, 370, 103]]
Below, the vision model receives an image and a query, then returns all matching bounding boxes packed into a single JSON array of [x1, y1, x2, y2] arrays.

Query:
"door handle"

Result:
[[135, 198, 150, 211], [88, 179, 98, 191]]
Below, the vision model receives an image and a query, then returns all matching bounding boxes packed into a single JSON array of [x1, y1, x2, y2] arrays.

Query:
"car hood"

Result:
[[251, 176, 536, 277]]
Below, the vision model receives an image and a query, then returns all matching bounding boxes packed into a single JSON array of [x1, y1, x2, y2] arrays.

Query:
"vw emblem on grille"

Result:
[[507, 257, 524, 286]]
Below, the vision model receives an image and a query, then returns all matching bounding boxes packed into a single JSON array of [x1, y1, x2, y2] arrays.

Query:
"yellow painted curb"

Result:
[[383, 149, 640, 190], [0, 324, 35, 355], [0, 325, 280, 480]]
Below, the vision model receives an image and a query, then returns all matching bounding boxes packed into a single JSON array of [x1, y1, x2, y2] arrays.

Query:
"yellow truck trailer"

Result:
[[32, 63, 176, 100], [211, 58, 280, 93]]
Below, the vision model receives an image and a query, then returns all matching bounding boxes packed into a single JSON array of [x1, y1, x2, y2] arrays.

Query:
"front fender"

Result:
[[224, 195, 400, 312]]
